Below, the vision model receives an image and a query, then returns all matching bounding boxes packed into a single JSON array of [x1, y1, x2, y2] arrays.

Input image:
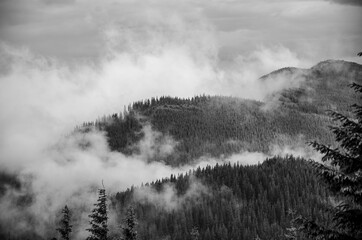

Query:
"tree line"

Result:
[[79, 95, 335, 166], [52, 188, 138, 240], [113, 156, 331, 240]]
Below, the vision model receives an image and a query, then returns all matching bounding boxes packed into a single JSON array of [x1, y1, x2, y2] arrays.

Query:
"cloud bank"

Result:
[[0, 126, 192, 238], [1, 0, 361, 63]]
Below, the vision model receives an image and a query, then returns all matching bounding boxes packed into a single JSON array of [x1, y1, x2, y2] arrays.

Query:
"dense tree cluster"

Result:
[[78, 61, 361, 166], [50, 189, 139, 240], [81, 95, 334, 166], [113, 156, 331, 240], [87, 188, 109, 240], [56, 205, 72, 240], [121, 206, 138, 240]]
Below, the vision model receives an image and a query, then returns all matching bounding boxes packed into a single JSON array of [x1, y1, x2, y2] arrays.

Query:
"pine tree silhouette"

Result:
[[87, 186, 109, 240], [121, 206, 138, 240], [56, 205, 72, 240]]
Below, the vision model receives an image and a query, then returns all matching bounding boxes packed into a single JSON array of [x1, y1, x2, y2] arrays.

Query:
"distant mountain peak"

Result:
[[311, 59, 362, 72], [259, 67, 303, 80], [260, 59, 362, 81]]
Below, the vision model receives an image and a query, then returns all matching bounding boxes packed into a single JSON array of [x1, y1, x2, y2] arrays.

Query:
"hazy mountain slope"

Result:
[[92, 60, 361, 166], [265, 60, 362, 115], [93, 96, 332, 166], [1, 60, 360, 239], [112, 157, 331, 240]]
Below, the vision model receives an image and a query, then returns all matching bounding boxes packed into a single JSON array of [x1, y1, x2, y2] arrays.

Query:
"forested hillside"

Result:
[[83, 60, 362, 166], [264, 60, 362, 115], [112, 156, 331, 240], [0, 60, 360, 240], [0, 158, 331, 240]]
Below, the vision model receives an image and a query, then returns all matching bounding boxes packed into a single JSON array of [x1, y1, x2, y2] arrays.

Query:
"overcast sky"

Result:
[[0, 0, 361, 64]]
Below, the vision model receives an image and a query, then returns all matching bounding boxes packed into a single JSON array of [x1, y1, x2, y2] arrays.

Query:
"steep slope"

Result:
[[264, 60, 362, 115]]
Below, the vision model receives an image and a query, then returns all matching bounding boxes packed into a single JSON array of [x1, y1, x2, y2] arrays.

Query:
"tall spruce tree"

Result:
[[295, 83, 362, 239], [87, 187, 109, 240], [56, 205, 72, 240], [121, 206, 137, 240]]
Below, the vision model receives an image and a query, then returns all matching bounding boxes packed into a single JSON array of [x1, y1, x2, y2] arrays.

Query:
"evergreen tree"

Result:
[[87, 187, 109, 240], [295, 83, 362, 239], [121, 206, 138, 240], [56, 205, 72, 240]]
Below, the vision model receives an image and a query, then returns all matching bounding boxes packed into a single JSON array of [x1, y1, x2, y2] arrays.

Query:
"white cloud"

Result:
[[134, 178, 209, 211]]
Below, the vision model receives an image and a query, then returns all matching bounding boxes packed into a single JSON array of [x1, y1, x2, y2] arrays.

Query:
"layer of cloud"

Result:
[[0, 123, 317, 239], [0, 38, 310, 171], [136, 124, 178, 160], [131, 138, 323, 212], [134, 178, 209, 211], [0, 126, 183, 239], [0, 0, 361, 63]]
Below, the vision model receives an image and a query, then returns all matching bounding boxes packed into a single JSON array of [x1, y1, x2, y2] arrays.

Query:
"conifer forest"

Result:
[[0, 1, 361, 240]]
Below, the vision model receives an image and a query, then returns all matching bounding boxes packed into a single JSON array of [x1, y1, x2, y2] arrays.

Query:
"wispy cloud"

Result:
[[134, 178, 209, 211]]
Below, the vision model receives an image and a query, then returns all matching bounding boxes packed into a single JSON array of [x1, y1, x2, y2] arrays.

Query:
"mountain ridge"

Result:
[[88, 59, 361, 166], [1, 59, 361, 240]]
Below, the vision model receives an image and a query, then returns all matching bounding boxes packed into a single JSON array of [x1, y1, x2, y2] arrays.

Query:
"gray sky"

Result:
[[0, 0, 361, 64]]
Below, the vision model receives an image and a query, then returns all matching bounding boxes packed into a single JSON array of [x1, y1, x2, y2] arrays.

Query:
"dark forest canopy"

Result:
[[112, 156, 331, 240], [0, 157, 333, 240]]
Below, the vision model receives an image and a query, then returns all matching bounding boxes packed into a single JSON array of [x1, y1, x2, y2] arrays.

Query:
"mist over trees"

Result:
[[1, 60, 361, 240], [1, 0, 361, 235], [120, 206, 138, 240], [47, 156, 330, 240], [79, 60, 361, 167], [56, 205, 72, 240], [113, 156, 331, 240], [86, 187, 109, 240]]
